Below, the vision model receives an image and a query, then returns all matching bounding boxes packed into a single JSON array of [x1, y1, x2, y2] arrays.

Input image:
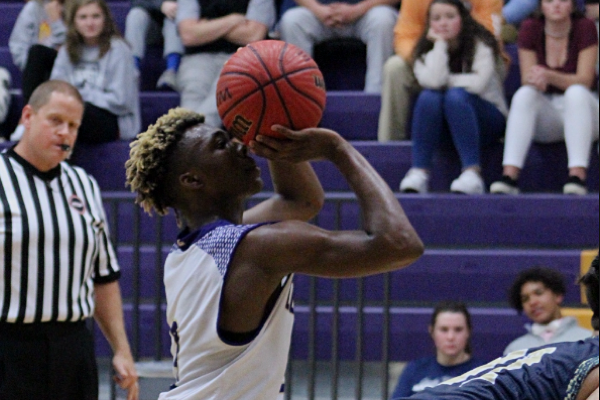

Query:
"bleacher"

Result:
[[0, 0, 598, 395]]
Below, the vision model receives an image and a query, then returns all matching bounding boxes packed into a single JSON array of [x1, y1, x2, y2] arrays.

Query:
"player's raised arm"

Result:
[[242, 159, 324, 224], [240, 126, 424, 279]]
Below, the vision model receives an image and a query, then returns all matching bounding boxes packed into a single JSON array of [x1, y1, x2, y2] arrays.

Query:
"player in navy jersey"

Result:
[[125, 108, 423, 399], [392, 255, 599, 400]]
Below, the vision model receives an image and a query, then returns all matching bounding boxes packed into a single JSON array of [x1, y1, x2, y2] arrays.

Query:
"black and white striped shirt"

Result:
[[0, 148, 120, 324]]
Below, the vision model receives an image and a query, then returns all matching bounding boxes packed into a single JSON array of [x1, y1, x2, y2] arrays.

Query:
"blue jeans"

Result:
[[411, 88, 506, 170], [502, 0, 538, 25]]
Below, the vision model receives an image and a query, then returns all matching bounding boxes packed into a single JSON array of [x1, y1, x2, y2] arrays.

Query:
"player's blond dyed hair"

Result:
[[125, 107, 205, 215]]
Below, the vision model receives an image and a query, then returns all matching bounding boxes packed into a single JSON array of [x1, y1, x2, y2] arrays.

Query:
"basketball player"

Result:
[[125, 107, 424, 399], [392, 256, 600, 400]]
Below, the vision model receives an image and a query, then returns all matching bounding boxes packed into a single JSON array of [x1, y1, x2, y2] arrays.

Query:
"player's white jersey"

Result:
[[159, 220, 294, 400]]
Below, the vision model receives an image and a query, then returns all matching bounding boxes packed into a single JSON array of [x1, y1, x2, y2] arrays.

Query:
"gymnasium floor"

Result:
[[98, 358, 407, 400]]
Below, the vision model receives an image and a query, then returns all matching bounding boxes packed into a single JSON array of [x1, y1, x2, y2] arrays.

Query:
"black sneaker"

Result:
[[563, 176, 587, 195], [490, 175, 520, 194]]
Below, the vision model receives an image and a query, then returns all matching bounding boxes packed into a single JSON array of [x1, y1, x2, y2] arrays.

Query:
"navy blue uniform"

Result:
[[392, 337, 599, 400]]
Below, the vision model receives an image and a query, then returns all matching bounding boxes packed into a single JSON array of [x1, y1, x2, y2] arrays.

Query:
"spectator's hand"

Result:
[[249, 125, 343, 163], [426, 27, 445, 42], [329, 2, 363, 27], [161, 1, 177, 20], [112, 351, 139, 400], [45, 0, 63, 22], [313, 4, 336, 27], [526, 65, 548, 92]]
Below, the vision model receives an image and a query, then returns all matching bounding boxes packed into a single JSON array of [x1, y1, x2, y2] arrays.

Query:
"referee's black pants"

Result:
[[0, 321, 98, 400]]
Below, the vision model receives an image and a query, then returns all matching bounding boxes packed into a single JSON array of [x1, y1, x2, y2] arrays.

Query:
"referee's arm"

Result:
[[94, 281, 139, 400]]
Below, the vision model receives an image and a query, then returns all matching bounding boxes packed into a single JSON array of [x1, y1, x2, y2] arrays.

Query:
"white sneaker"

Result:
[[451, 169, 485, 194], [400, 168, 429, 193], [10, 124, 24, 141], [156, 69, 178, 91]]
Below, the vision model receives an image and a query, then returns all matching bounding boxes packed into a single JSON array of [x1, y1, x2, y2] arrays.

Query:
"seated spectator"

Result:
[[124, 0, 184, 90], [390, 301, 485, 398], [0, 67, 10, 127], [377, 0, 503, 142], [504, 266, 592, 355], [51, 0, 141, 143], [399, 0, 507, 194], [175, 0, 275, 127], [279, 0, 399, 94], [9, 0, 66, 105], [490, 0, 598, 195]]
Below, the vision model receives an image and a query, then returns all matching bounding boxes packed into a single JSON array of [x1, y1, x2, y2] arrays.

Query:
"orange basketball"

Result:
[[216, 40, 327, 144]]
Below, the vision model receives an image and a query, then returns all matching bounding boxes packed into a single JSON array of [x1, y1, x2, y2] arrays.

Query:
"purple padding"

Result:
[[140, 92, 181, 130], [293, 249, 585, 304], [114, 247, 585, 304], [0, 4, 21, 47], [0, 48, 20, 89], [94, 305, 526, 362], [107, 2, 129, 35], [319, 92, 380, 140], [116, 245, 170, 298]]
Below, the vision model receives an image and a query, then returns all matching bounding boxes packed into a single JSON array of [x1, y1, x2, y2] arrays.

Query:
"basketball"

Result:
[[216, 40, 327, 144]]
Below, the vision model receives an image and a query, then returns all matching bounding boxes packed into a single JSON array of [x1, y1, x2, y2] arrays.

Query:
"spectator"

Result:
[[9, 0, 66, 105], [51, 0, 141, 143], [175, 0, 275, 127], [390, 301, 485, 398], [279, 0, 400, 94], [504, 266, 592, 355], [378, 0, 503, 142], [490, 0, 598, 195], [0, 67, 10, 127], [399, 0, 507, 194], [124, 0, 184, 90]]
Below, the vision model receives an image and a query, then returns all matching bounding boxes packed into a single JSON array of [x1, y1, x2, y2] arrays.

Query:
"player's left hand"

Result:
[[113, 352, 139, 400], [249, 125, 344, 163]]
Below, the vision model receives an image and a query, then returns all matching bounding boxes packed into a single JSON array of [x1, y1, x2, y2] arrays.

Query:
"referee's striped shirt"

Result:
[[0, 147, 120, 324]]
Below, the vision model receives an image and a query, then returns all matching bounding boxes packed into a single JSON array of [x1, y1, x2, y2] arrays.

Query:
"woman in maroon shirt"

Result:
[[490, 0, 598, 195]]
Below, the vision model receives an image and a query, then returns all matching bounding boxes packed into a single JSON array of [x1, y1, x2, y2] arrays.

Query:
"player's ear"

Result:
[[179, 172, 204, 189]]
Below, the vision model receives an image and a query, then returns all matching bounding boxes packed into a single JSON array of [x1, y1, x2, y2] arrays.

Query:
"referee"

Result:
[[0, 80, 138, 400]]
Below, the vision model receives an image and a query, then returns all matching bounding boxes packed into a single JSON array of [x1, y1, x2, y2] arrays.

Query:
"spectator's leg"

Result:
[[162, 18, 183, 65], [22, 44, 57, 104], [501, 86, 558, 175], [410, 90, 445, 170], [178, 53, 230, 127], [377, 55, 418, 142], [279, 7, 328, 56], [353, 5, 398, 93], [444, 88, 506, 169], [563, 85, 600, 174], [125, 7, 152, 62], [157, 18, 184, 90], [502, 0, 539, 25]]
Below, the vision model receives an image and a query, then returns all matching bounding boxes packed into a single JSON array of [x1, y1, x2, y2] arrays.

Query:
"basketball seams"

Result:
[[277, 44, 326, 114], [247, 42, 295, 129], [217, 71, 267, 143], [217, 40, 326, 142]]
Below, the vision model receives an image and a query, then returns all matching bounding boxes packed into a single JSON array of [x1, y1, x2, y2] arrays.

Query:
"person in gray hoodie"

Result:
[[51, 0, 140, 143], [503, 266, 592, 355], [9, 0, 66, 105]]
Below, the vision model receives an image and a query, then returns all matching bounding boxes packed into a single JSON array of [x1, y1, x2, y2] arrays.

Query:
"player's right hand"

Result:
[[248, 125, 345, 164]]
